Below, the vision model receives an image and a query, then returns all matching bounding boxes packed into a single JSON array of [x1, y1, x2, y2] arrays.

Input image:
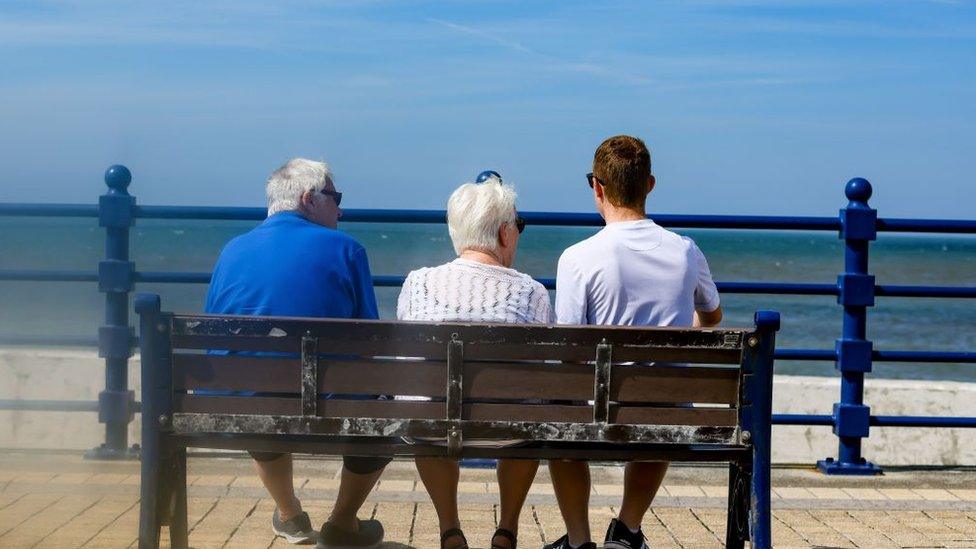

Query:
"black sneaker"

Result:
[[317, 518, 384, 548], [542, 533, 597, 549], [604, 518, 648, 549], [272, 508, 318, 545]]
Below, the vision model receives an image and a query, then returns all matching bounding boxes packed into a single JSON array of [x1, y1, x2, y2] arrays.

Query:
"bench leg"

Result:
[[750, 451, 772, 549], [138, 441, 162, 549], [168, 448, 189, 549], [725, 460, 750, 549]]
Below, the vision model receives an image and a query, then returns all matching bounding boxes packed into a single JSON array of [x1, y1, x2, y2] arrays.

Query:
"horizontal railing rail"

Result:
[[7, 202, 976, 232], [3, 270, 976, 299], [0, 167, 973, 470]]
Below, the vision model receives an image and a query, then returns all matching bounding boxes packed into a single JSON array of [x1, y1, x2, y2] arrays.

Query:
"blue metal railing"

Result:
[[1, 165, 975, 470]]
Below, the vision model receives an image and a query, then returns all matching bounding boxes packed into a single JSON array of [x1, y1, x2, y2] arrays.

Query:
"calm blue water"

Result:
[[1, 217, 974, 381]]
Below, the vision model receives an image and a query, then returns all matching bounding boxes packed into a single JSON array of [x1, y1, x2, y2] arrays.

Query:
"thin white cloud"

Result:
[[0, 20, 272, 48], [427, 18, 533, 54], [705, 16, 976, 39], [0, 1, 408, 49], [426, 17, 656, 86]]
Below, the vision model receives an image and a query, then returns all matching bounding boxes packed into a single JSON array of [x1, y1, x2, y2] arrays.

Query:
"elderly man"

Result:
[[205, 158, 389, 547], [547, 136, 723, 549]]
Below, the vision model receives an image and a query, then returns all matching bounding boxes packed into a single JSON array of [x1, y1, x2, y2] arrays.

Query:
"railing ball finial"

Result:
[[845, 177, 872, 204], [754, 310, 781, 332], [104, 165, 132, 193]]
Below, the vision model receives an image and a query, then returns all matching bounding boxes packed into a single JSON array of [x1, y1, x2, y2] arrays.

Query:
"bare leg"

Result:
[[618, 461, 669, 530], [415, 457, 464, 546], [327, 464, 385, 532], [494, 459, 539, 547], [253, 454, 302, 521], [548, 460, 591, 545]]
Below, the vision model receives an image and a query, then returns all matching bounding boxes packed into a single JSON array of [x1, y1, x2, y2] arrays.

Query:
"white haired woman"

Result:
[[397, 176, 552, 549]]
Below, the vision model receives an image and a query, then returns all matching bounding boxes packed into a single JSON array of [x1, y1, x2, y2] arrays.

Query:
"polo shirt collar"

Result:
[[264, 210, 307, 225]]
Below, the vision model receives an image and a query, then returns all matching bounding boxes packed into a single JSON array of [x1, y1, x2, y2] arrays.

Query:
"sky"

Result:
[[0, 0, 973, 217]]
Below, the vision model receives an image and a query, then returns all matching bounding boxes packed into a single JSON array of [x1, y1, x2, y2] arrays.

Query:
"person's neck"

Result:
[[601, 206, 647, 224], [459, 249, 507, 267]]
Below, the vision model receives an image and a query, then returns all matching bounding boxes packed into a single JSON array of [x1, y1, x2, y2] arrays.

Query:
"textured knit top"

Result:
[[396, 258, 554, 324]]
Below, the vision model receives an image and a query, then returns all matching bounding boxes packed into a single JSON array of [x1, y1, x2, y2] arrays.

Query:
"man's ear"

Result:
[[299, 190, 314, 209], [594, 179, 606, 202], [498, 223, 514, 248], [647, 175, 656, 195]]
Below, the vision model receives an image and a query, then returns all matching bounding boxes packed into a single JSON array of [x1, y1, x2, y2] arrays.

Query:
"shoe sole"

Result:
[[315, 542, 382, 549], [604, 543, 648, 549], [273, 526, 317, 545]]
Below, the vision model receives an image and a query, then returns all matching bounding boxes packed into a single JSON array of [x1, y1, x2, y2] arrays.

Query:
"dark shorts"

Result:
[[248, 451, 391, 475]]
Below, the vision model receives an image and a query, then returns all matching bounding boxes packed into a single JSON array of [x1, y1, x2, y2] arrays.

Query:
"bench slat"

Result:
[[174, 355, 739, 404], [171, 316, 746, 364], [613, 364, 739, 404], [175, 395, 736, 426], [175, 435, 749, 461], [176, 394, 300, 415], [174, 355, 299, 392], [171, 412, 738, 444], [172, 315, 748, 347], [171, 335, 741, 363]]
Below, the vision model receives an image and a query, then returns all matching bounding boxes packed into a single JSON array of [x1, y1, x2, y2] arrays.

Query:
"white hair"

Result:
[[266, 158, 332, 216], [447, 177, 519, 256]]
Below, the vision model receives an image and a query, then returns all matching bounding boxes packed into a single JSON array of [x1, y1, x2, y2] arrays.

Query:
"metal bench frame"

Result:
[[135, 293, 779, 548]]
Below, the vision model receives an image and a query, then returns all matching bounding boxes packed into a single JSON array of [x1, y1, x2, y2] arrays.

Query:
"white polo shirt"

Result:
[[555, 219, 720, 327]]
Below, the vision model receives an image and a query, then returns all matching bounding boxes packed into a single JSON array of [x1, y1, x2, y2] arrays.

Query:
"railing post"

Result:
[[86, 165, 138, 460], [817, 178, 882, 475]]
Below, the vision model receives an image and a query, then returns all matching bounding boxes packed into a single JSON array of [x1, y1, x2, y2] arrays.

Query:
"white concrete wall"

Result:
[[772, 375, 976, 465], [2, 347, 974, 465], [0, 348, 141, 451]]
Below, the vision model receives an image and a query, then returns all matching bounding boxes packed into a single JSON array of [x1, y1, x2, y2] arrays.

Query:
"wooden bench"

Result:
[[134, 293, 780, 549]]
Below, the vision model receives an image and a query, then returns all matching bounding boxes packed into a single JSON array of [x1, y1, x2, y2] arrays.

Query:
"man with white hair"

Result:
[[205, 158, 389, 547]]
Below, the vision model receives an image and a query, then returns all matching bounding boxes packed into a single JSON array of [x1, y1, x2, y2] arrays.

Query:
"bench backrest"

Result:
[[136, 294, 779, 452]]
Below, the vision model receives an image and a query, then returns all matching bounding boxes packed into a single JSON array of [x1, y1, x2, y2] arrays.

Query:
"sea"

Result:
[[1, 217, 974, 382]]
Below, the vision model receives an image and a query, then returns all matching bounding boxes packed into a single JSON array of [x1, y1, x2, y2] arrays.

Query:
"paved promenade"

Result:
[[1, 451, 976, 548]]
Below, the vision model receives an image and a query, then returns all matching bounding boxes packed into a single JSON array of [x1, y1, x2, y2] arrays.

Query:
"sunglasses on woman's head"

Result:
[[515, 217, 526, 233]]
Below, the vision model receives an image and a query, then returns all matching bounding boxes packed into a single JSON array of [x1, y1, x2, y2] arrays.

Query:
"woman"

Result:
[[397, 176, 552, 549]]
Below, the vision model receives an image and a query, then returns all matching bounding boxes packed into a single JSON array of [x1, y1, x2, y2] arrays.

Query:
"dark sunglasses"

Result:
[[319, 188, 342, 206], [586, 172, 603, 189], [515, 216, 526, 234]]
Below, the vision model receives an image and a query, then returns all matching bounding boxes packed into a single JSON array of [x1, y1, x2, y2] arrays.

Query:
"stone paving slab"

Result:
[[1, 451, 976, 548]]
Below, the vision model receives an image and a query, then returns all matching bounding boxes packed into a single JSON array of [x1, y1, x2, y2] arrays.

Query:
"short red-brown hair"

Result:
[[593, 135, 651, 210]]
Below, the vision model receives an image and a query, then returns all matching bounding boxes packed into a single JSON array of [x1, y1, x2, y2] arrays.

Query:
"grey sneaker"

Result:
[[317, 518, 384, 548], [273, 508, 318, 545]]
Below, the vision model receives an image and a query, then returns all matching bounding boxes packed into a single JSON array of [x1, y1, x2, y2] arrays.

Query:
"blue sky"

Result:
[[0, 0, 973, 217]]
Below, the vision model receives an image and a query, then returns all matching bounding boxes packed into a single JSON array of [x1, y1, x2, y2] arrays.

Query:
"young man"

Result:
[[206, 158, 390, 547], [547, 136, 723, 549]]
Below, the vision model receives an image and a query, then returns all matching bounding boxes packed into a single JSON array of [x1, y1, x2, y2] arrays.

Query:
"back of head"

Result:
[[266, 158, 332, 216], [593, 135, 652, 211], [446, 178, 518, 256]]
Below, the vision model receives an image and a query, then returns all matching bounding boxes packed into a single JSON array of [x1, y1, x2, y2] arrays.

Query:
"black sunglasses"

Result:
[[320, 188, 342, 206], [586, 172, 603, 188], [515, 216, 526, 234]]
